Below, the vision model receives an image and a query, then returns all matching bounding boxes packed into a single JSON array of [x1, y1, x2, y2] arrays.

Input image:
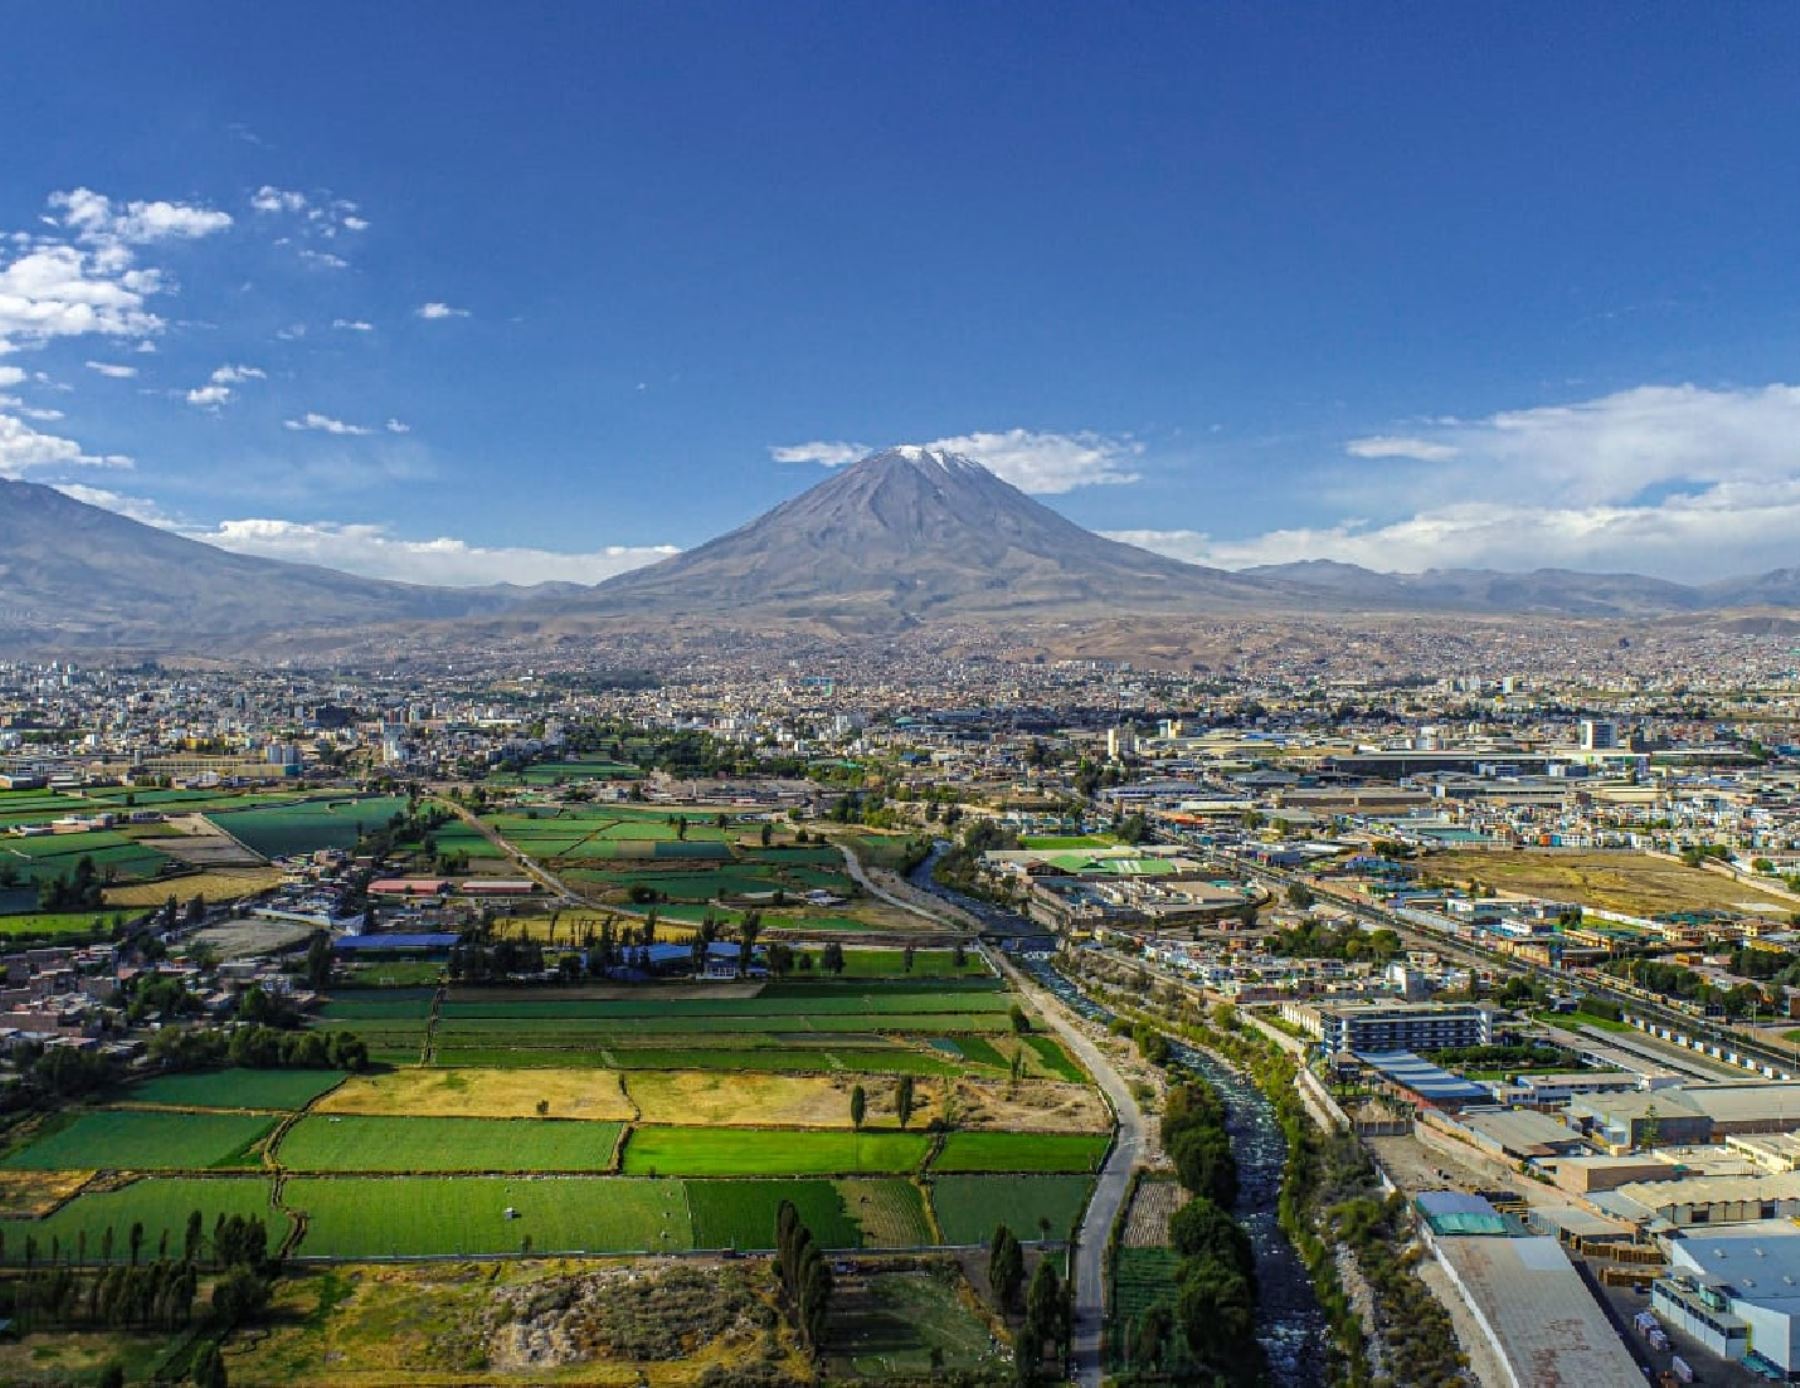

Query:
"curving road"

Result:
[[990, 948, 1145, 1386]]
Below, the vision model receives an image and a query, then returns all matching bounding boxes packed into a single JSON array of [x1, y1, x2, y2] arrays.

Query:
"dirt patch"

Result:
[[627, 1070, 942, 1129], [952, 1077, 1111, 1134], [487, 1261, 797, 1375], [315, 1069, 635, 1122], [184, 918, 313, 960], [0, 1169, 90, 1218]]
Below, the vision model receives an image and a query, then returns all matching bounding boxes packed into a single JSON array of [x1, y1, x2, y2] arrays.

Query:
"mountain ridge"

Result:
[[7, 453, 1800, 653]]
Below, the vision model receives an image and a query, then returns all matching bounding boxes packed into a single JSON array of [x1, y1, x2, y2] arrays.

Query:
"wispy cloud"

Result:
[[284, 411, 373, 436], [184, 363, 265, 409], [1115, 382, 1800, 582], [192, 517, 677, 587], [414, 301, 469, 320], [84, 360, 138, 379], [332, 318, 374, 332], [0, 412, 131, 477], [770, 441, 870, 467]]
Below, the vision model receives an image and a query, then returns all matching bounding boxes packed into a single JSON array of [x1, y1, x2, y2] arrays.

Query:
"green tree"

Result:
[[849, 1084, 866, 1130], [896, 1074, 916, 1129]]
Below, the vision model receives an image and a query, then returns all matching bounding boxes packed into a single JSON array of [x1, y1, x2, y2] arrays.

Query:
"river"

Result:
[[911, 853, 1330, 1386]]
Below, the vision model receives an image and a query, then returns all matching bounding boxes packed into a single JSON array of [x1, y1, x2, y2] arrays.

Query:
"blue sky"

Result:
[[4, 4, 1800, 583]]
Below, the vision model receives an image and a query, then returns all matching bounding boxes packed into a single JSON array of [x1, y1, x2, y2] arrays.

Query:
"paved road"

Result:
[[991, 949, 1145, 1386], [833, 841, 970, 930], [435, 798, 584, 905]]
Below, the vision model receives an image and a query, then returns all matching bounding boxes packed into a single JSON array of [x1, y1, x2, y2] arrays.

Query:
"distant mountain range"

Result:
[[7, 452, 1800, 653]]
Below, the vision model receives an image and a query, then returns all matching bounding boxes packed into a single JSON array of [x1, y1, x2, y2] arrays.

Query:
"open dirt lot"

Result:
[[1429, 849, 1796, 918], [315, 1069, 636, 1122]]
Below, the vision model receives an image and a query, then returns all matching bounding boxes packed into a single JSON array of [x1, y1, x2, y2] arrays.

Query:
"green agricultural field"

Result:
[[829, 1269, 1005, 1379], [686, 1178, 860, 1250], [288, 1176, 692, 1258], [437, 991, 1013, 1020], [1020, 835, 1119, 850], [207, 795, 412, 859], [928, 1175, 1095, 1245], [316, 991, 436, 1021], [932, 1131, 1109, 1173], [123, 1068, 346, 1112], [1023, 1035, 1086, 1082], [946, 1038, 1007, 1070], [276, 1115, 623, 1173], [834, 1178, 934, 1247], [432, 1011, 1008, 1039], [620, 1127, 930, 1177], [0, 912, 120, 936], [0, 1111, 276, 1172], [1111, 1248, 1194, 1373], [431, 1045, 965, 1077], [0, 1176, 276, 1264]]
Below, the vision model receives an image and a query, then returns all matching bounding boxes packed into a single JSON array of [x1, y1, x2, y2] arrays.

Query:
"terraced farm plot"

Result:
[[277, 1115, 622, 1172], [0, 1176, 276, 1264], [0, 833, 171, 884], [621, 1127, 930, 1177], [123, 1068, 346, 1112], [834, 1179, 934, 1247], [932, 1131, 1109, 1173], [288, 1176, 692, 1258], [315, 1068, 633, 1121], [685, 1178, 860, 1250], [0, 1111, 276, 1172], [928, 1174, 1095, 1245], [208, 795, 411, 859]]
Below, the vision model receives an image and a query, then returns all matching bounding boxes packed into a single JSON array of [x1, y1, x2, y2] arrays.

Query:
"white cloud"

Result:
[[922, 429, 1141, 492], [342, 216, 369, 232], [251, 186, 308, 214], [770, 441, 870, 467], [769, 428, 1142, 493], [0, 412, 131, 476], [191, 517, 678, 587], [84, 360, 137, 379], [298, 248, 348, 270], [332, 318, 373, 332], [1111, 382, 1800, 582], [185, 384, 232, 408], [183, 363, 265, 409], [0, 244, 164, 352], [50, 187, 232, 244], [0, 366, 24, 389], [209, 363, 264, 384], [1345, 435, 1460, 462], [385, 418, 410, 434], [284, 412, 373, 436], [414, 301, 469, 320]]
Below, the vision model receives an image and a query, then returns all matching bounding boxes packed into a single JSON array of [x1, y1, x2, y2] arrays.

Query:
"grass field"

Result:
[[0, 1176, 276, 1264], [685, 1177, 860, 1250], [932, 1131, 1109, 1173], [620, 1127, 930, 1177], [0, 912, 122, 935], [288, 1176, 692, 1258], [1429, 849, 1797, 918], [928, 1174, 1094, 1245], [123, 1068, 346, 1112], [315, 1068, 634, 1121], [431, 1045, 966, 1077], [1, 1111, 276, 1171], [1023, 1034, 1086, 1082], [277, 1115, 623, 1173]]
